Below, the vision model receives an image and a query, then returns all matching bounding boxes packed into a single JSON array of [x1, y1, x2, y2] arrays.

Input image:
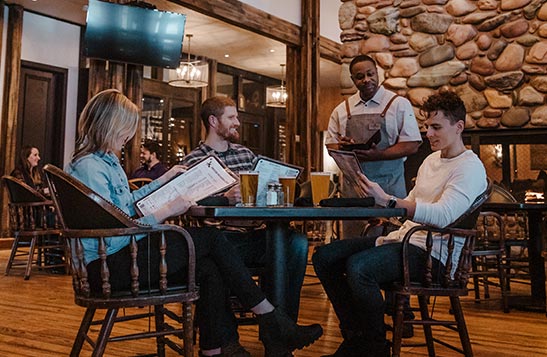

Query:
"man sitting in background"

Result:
[[130, 140, 169, 180]]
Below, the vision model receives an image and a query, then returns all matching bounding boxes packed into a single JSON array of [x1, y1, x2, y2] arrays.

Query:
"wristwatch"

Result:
[[386, 196, 398, 208]]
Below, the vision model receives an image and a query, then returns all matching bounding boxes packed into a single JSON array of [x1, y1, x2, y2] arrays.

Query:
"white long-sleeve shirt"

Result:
[[378, 149, 487, 271]]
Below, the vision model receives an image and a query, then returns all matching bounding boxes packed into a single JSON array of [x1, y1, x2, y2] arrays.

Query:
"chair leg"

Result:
[[496, 255, 510, 313], [418, 295, 435, 357], [24, 237, 38, 280], [5, 234, 21, 276], [183, 302, 195, 357], [471, 259, 481, 303], [154, 305, 166, 357], [92, 308, 118, 357], [391, 293, 406, 357], [71, 308, 96, 357], [449, 297, 473, 357]]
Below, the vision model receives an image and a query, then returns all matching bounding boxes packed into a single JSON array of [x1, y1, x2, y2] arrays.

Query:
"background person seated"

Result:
[[130, 140, 169, 180], [11, 145, 48, 196]]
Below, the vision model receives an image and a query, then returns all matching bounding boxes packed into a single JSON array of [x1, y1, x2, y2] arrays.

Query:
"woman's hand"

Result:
[[357, 172, 390, 207], [224, 184, 242, 205], [153, 195, 195, 223]]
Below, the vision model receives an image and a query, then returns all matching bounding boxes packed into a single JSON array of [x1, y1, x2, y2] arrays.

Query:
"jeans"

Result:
[[312, 237, 428, 353], [87, 227, 266, 350]]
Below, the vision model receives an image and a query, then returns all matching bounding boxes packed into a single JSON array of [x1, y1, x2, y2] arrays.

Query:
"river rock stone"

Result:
[[469, 73, 487, 90], [524, 0, 546, 19], [484, 88, 513, 108], [539, 24, 547, 37], [375, 52, 394, 68], [390, 57, 420, 77], [483, 108, 504, 117], [477, 13, 514, 32], [531, 106, 547, 125], [400, 6, 426, 17], [495, 43, 525, 71], [450, 72, 468, 85], [423, 0, 449, 4], [454, 84, 489, 112], [530, 76, 547, 92], [500, 19, 530, 38], [456, 41, 479, 60], [400, 0, 422, 8], [516, 34, 541, 46], [518, 85, 546, 105], [462, 11, 498, 24], [501, 0, 532, 10], [526, 41, 547, 64], [367, 7, 400, 35], [410, 13, 453, 34], [523, 64, 547, 74], [500, 107, 530, 127], [487, 40, 508, 60], [409, 33, 438, 52], [419, 44, 455, 67], [539, 3, 547, 21], [447, 24, 478, 46], [470, 56, 495, 76], [390, 33, 408, 44], [477, 34, 493, 50], [446, 0, 478, 16], [407, 61, 466, 87], [341, 41, 361, 58], [383, 77, 408, 89], [339, 1, 357, 30], [360, 35, 391, 53], [485, 71, 525, 91], [478, 0, 500, 10], [477, 117, 501, 128], [407, 87, 436, 106]]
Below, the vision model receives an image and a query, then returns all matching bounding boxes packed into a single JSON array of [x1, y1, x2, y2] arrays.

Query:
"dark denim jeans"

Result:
[[312, 237, 429, 353], [87, 227, 267, 351]]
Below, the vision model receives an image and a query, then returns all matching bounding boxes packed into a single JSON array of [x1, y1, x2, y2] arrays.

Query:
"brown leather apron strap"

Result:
[[344, 98, 352, 120], [381, 94, 399, 117]]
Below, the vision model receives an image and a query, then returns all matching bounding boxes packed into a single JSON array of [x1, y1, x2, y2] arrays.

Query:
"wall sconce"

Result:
[[168, 34, 209, 88], [266, 64, 288, 108]]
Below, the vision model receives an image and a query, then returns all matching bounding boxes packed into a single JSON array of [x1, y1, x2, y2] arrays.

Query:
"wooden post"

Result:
[[0, 4, 23, 236]]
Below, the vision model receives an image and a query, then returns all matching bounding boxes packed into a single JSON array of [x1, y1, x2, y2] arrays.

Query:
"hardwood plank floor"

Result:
[[0, 249, 546, 356]]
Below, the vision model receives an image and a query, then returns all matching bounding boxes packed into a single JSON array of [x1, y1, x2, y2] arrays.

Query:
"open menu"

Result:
[[252, 156, 303, 206], [327, 149, 367, 197], [135, 155, 238, 216]]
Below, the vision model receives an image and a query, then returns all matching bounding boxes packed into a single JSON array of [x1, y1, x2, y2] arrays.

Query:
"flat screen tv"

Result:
[[84, 0, 186, 68]]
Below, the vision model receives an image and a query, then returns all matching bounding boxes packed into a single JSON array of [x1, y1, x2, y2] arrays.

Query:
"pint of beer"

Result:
[[310, 172, 331, 206], [279, 176, 297, 206], [239, 171, 259, 206]]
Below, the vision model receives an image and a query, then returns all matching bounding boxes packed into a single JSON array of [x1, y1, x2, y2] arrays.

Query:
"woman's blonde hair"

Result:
[[72, 89, 139, 163]]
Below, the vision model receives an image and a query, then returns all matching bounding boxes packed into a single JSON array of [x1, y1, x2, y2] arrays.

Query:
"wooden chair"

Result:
[[128, 177, 153, 191], [389, 179, 492, 357], [471, 211, 509, 312], [43, 165, 199, 357], [2, 175, 66, 280]]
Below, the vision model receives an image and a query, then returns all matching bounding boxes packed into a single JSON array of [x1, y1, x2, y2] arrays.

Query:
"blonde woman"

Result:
[[68, 89, 322, 357]]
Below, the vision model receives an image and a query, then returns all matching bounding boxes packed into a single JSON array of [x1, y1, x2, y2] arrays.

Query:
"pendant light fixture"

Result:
[[266, 64, 288, 108], [168, 34, 209, 88]]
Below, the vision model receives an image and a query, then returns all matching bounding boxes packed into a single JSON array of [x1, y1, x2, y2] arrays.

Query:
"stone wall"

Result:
[[338, 0, 547, 130]]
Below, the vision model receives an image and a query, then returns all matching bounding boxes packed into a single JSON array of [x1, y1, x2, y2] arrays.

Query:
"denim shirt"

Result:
[[67, 152, 162, 265]]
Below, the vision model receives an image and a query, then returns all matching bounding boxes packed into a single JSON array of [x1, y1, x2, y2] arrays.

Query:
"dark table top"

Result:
[[188, 205, 406, 220], [483, 202, 547, 212]]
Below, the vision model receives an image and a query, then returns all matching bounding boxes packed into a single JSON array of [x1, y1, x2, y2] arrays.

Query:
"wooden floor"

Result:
[[0, 249, 546, 356]]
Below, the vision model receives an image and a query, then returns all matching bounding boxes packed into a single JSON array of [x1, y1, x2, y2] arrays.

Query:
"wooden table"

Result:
[[483, 202, 547, 312], [188, 206, 406, 309]]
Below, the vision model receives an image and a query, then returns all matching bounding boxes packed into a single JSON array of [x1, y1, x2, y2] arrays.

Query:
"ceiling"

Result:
[[8, 0, 341, 87]]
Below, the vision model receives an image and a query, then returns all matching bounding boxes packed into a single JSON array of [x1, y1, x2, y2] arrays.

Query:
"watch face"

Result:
[[388, 197, 397, 208]]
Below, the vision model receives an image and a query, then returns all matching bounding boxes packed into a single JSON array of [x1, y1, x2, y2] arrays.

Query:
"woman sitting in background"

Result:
[[11, 145, 48, 195]]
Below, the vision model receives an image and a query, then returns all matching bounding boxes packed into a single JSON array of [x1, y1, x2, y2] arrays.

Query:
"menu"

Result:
[[327, 149, 367, 197], [135, 155, 237, 216], [252, 156, 303, 206]]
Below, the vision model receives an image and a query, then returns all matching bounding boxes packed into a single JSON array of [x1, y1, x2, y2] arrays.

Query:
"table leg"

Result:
[[263, 221, 289, 310], [527, 211, 546, 305]]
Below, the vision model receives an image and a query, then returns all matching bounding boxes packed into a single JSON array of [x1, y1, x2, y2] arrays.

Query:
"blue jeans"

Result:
[[312, 237, 428, 353]]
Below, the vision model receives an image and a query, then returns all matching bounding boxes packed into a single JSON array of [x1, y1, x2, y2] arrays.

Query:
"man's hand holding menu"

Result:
[[135, 155, 237, 217]]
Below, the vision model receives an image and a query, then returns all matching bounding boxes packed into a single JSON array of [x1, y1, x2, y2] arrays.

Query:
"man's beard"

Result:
[[221, 127, 240, 143]]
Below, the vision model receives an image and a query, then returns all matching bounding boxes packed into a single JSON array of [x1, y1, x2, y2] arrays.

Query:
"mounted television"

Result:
[[84, 0, 186, 68]]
